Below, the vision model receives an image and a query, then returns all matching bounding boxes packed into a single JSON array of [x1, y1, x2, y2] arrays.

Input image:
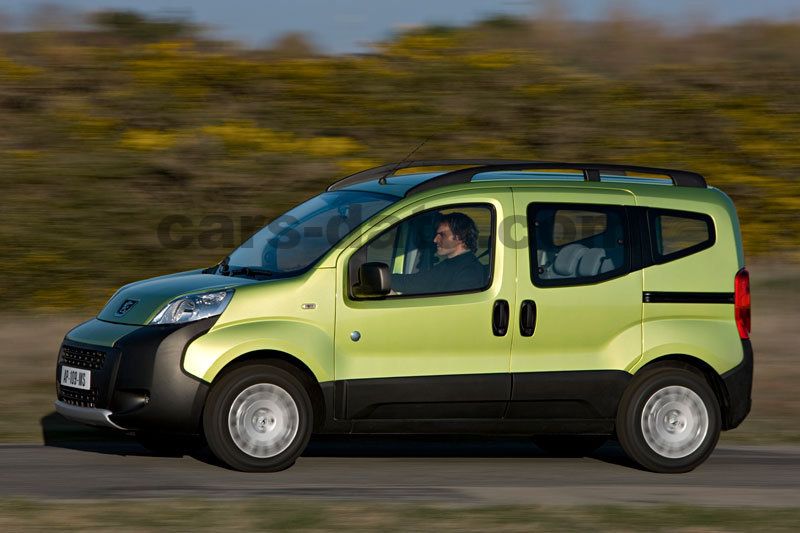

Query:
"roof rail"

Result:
[[404, 162, 707, 196], [326, 159, 535, 192]]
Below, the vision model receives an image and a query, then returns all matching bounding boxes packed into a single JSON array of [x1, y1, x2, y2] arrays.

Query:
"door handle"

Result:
[[520, 299, 537, 337], [492, 299, 509, 337]]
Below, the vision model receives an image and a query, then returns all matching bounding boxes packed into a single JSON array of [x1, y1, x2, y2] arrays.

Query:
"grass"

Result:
[[0, 499, 799, 531], [0, 264, 797, 445]]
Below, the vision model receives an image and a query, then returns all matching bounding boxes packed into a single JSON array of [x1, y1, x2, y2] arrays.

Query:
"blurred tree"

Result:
[[0, 10, 798, 312], [89, 10, 196, 42], [269, 32, 320, 58]]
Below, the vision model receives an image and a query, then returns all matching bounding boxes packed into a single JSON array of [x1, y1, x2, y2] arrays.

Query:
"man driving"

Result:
[[391, 212, 486, 295]]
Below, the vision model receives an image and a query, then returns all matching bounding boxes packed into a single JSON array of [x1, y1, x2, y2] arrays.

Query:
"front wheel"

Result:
[[203, 364, 313, 472], [616, 366, 720, 473]]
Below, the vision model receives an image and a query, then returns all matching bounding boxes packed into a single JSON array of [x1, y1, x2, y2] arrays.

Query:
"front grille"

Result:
[[61, 345, 106, 370], [59, 387, 99, 408]]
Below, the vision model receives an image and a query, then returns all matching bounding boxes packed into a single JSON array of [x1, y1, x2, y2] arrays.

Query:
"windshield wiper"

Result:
[[203, 255, 230, 275], [217, 255, 231, 275], [228, 266, 274, 278]]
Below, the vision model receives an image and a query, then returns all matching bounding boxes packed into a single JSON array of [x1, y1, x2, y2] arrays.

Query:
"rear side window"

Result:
[[528, 203, 629, 287], [649, 209, 714, 263], [552, 210, 607, 245]]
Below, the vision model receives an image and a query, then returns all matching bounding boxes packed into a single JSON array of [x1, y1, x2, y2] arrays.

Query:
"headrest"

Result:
[[577, 248, 606, 277], [553, 244, 587, 276]]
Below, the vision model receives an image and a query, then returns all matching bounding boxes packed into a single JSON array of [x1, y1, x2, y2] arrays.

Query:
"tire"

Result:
[[533, 435, 607, 457], [616, 365, 720, 473], [203, 364, 313, 472]]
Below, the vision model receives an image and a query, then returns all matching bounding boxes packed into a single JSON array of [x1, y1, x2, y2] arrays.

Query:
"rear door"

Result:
[[509, 187, 642, 421]]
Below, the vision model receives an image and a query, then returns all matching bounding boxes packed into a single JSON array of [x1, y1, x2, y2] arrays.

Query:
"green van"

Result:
[[55, 160, 752, 473]]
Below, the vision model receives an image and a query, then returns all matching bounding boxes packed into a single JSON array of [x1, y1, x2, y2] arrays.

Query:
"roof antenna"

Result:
[[379, 137, 429, 185]]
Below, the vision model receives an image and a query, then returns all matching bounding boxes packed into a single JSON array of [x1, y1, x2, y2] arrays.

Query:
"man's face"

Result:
[[433, 222, 464, 259]]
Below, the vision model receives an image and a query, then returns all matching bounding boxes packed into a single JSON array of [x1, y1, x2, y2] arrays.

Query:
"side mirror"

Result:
[[353, 262, 391, 298]]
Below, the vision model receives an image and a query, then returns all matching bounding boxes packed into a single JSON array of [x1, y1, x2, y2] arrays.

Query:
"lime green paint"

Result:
[[83, 175, 745, 391], [510, 188, 644, 373], [334, 188, 515, 380], [633, 184, 745, 374], [635, 304, 745, 375], [182, 268, 336, 383], [65, 318, 140, 347], [512, 278, 644, 372]]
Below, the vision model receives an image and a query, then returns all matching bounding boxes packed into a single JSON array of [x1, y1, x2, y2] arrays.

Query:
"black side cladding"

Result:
[[507, 370, 631, 419], [316, 370, 631, 436], [721, 339, 753, 430], [107, 316, 218, 433]]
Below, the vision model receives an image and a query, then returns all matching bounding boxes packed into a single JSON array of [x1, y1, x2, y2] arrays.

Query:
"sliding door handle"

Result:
[[520, 299, 537, 337]]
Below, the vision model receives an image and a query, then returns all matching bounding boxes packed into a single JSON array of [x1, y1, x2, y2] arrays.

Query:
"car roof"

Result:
[[329, 160, 708, 198], [338, 170, 701, 197], [337, 171, 445, 197]]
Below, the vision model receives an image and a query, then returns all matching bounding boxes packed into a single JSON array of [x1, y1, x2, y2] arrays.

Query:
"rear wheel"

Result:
[[616, 366, 720, 473], [203, 364, 313, 472]]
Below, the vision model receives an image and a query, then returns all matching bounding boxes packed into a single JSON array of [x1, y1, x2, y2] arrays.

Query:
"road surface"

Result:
[[2, 437, 798, 507]]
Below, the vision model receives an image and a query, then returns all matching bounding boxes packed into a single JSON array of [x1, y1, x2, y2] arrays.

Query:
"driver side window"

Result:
[[349, 205, 494, 298]]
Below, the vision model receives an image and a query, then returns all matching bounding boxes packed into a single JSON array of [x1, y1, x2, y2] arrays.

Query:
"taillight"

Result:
[[735, 268, 750, 339]]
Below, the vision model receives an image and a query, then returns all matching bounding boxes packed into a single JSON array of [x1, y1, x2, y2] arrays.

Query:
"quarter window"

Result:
[[529, 204, 629, 287], [649, 209, 714, 262]]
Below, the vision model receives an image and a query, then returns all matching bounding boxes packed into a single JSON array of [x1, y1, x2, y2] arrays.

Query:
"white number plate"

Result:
[[60, 365, 91, 390]]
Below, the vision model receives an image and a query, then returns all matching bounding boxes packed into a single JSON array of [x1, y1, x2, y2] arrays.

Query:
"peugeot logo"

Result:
[[115, 299, 138, 316]]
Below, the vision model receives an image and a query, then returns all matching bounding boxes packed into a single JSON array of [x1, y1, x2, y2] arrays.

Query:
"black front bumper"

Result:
[[56, 317, 217, 434], [720, 338, 753, 430]]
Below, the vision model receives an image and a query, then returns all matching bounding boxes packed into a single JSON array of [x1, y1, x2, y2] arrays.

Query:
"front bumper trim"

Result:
[[54, 400, 128, 430]]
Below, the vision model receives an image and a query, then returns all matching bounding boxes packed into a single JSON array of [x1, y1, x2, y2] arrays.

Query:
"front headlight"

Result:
[[150, 290, 234, 325]]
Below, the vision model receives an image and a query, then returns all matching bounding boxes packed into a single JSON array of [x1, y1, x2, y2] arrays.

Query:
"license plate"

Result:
[[60, 365, 91, 390]]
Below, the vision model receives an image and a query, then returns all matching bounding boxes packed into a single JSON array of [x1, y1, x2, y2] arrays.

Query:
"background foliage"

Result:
[[1, 12, 798, 311]]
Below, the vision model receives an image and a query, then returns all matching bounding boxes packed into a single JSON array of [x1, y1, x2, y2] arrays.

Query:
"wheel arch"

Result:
[[635, 353, 734, 430], [209, 349, 327, 432]]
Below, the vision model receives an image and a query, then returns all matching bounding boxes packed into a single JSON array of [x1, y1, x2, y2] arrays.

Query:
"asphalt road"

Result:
[[2, 437, 799, 507]]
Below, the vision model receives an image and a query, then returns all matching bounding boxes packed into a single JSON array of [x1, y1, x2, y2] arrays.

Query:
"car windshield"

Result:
[[224, 190, 397, 277]]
